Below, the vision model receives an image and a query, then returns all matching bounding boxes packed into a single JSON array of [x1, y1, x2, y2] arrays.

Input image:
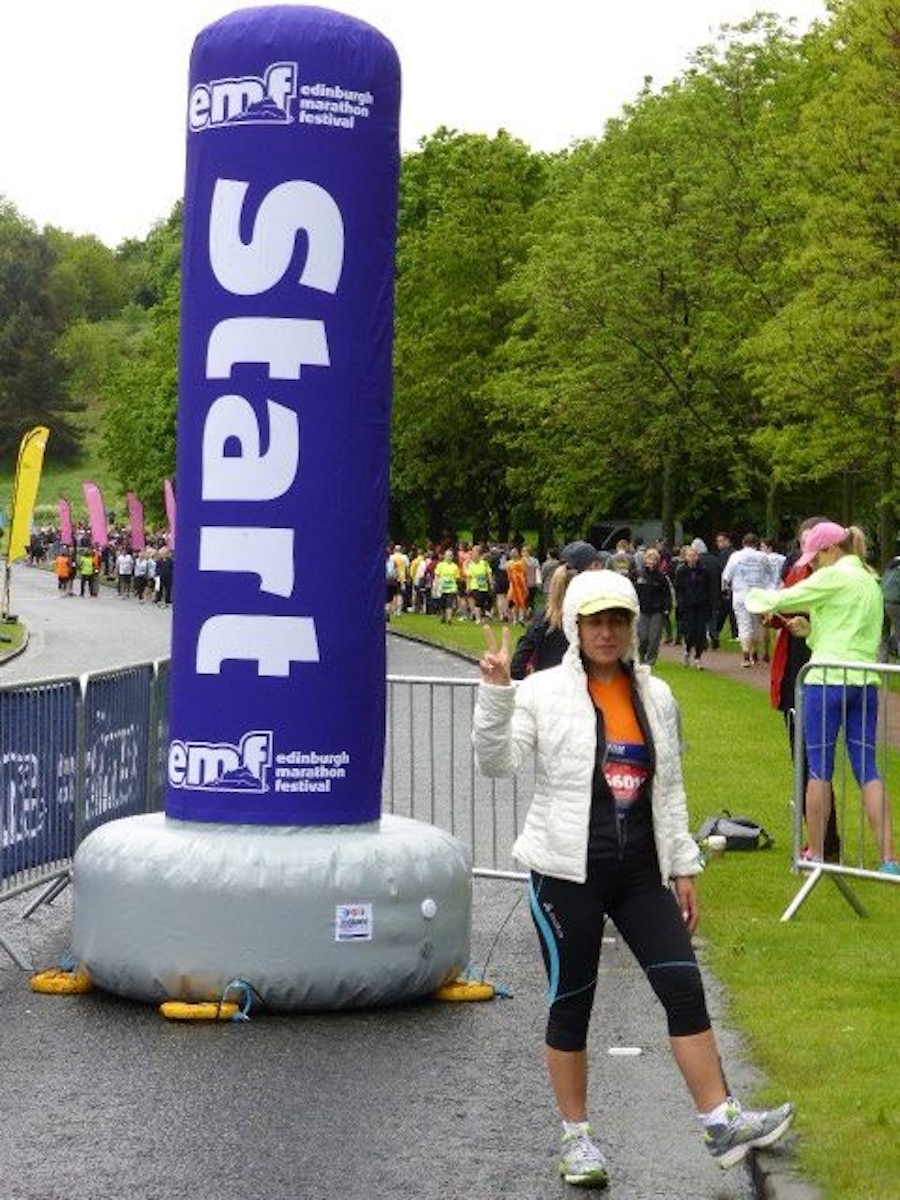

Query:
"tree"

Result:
[[0, 201, 82, 460], [67, 204, 184, 517], [493, 16, 814, 541], [100, 276, 179, 521], [45, 229, 129, 324], [742, 0, 900, 558], [392, 130, 546, 539]]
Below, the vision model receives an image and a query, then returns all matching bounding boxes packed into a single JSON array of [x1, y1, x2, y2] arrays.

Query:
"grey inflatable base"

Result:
[[72, 812, 472, 1011]]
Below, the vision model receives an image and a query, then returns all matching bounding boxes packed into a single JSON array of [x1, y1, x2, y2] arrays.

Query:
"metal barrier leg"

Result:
[[781, 864, 868, 922], [0, 930, 33, 971], [830, 873, 868, 919], [20, 871, 72, 919], [781, 865, 824, 922]]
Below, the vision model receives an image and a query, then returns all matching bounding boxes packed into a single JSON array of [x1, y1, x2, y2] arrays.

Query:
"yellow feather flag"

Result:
[[5, 426, 50, 562]]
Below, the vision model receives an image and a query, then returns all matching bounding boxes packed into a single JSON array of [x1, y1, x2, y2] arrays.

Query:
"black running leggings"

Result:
[[529, 853, 710, 1052]]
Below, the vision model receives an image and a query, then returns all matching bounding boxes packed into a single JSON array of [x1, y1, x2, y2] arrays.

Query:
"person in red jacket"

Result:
[[765, 517, 839, 860]]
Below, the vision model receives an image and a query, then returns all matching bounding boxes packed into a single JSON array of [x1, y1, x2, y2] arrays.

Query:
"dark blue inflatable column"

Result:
[[165, 6, 400, 826]]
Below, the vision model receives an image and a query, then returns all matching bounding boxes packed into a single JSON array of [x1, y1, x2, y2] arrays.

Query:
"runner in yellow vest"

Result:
[[434, 549, 461, 625]]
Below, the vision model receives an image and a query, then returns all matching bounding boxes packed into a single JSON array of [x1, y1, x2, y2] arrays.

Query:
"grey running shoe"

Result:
[[558, 1124, 609, 1188], [705, 1099, 795, 1169]]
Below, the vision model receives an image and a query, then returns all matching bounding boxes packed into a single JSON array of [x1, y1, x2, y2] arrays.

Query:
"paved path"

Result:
[[1, 563, 172, 682], [0, 580, 798, 1199]]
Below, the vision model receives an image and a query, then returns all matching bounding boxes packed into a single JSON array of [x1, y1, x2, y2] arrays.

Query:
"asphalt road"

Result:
[[1, 563, 173, 683], [0, 567, 772, 1199]]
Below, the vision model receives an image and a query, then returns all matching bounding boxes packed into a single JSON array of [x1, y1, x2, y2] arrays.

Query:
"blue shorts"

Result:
[[803, 683, 881, 785]]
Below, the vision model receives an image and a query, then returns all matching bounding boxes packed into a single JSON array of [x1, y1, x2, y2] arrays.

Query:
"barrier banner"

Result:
[[6, 427, 49, 562], [59, 497, 73, 546], [165, 7, 400, 825], [126, 491, 146, 551], [163, 478, 176, 550], [82, 481, 108, 549], [0, 683, 77, 880], [83, 667, 153, 837]]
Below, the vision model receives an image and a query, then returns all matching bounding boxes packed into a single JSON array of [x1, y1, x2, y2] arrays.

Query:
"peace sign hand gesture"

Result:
[[479, 625, 512, 687]]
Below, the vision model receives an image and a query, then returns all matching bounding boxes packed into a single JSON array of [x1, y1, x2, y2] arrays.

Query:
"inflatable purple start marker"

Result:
[[165, 6, 401, 826]]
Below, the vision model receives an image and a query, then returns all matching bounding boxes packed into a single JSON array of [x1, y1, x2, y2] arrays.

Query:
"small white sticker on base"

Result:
[[335, 903, 373, 942]]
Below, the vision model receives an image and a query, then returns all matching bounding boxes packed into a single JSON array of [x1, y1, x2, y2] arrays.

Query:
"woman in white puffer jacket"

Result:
[[472, 569, 793, 1189]]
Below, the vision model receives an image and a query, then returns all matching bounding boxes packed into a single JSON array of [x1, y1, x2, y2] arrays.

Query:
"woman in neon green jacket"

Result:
[[746, 521, 898, 872]]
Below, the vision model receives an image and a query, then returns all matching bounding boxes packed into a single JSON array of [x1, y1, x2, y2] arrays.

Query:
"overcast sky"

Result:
[[0, 0, 828, 247]]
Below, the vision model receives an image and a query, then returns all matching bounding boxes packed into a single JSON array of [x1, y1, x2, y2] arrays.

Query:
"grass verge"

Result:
[[0, 616, 26, 656], [395, 614, 900, 1200]]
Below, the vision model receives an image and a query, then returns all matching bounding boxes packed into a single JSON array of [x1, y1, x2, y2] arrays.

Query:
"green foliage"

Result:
[[116, 202, 184, 309], [99, 277, 179, 523], [742, 0, 900, 555], [392, 130, 548, 539], [492, 15, 817, 539], [44, 228, 130, 323], [0, 201, 82, 461]]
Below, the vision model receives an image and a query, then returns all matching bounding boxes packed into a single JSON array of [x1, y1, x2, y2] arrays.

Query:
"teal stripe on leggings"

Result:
[[528, 874, 560, 1004]]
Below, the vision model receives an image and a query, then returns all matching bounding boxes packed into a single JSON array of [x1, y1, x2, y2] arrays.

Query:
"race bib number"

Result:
[[603, 741, 650, 808]]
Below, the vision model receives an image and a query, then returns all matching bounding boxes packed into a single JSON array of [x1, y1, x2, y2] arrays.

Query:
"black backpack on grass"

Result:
[[695, 810, 774, 851]]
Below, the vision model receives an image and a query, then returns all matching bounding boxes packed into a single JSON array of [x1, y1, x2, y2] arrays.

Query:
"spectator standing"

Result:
[[634, 547, 671, 666], [759, 539, 787, 661], [55, 547, 73, 596], [721, 534, 769, 667], [408, 547, 424, 611], [657, 541, 678, 644], [491, 546, 510, 623], [760, 539, 787, 589], [465, 544, 493, 624], [511, 541, 603, 679], [674, 545, 712, 669], [522, 544, 542, 616], [714, 532, 737, 645], [606, 540, 635, 579], [456, 542, 473, 620], [540, 546, 562, 598], [473, 569, 795, 1188], [390, 545, 410, 616], [144, 549, 157, 603], [116, 547, 135, 598], [746, 521, 898, 871], [691, 539, 723, 650], [880, 551, 900, 661], [411, 548, 433, 614], [133, 550, 150, 603], [434, 548, 461, 625], [764, 517, 840, 861], [385, 549, 399, 620], [77, 547, 96, 598], [156, 548, 174, 607], [505, 547, 529, 625]]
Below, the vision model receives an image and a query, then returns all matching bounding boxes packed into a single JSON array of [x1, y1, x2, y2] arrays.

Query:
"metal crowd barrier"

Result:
[[383, 675, 532, 881], [782, 658, 900, 920], [0, 662, 169, 968], [1, 668, 529, 965]]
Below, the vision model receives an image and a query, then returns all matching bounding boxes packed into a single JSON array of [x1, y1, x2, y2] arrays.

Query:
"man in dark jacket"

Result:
[[691, 538, 723, 648], [674, 546, 712, 668], [634, 547, 671, 665]]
